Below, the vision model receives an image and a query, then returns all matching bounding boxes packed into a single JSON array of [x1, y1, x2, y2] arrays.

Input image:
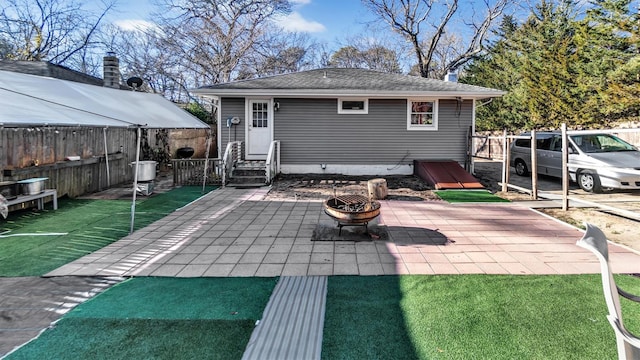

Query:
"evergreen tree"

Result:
[[464, 16, 527, 130], [462, 0, 640, 131], [577, 0, 640, 124], [516, 0, 580, 129]]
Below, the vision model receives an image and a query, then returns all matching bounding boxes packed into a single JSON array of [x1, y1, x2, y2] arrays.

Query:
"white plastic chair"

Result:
[[577, 222, 640, 360]]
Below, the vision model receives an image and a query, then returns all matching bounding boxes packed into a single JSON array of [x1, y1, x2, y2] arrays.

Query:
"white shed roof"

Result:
[[0, 70, 209, 129]]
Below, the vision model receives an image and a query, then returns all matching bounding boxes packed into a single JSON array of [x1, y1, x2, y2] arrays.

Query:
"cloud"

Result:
[[274, 11, 326, 33], [113, 19, 158, 32]]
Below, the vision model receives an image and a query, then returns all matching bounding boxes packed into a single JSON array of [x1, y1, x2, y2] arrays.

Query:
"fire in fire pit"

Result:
[[323, 194, 381, 235]]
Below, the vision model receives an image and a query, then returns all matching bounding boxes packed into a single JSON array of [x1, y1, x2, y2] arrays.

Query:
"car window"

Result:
[[536, 136, 553, 151], [571, 134, 636, 153], [550, 136, 563, 152]]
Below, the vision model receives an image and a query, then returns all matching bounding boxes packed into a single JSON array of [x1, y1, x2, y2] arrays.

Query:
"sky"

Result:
[[107, 0, 377, 50]]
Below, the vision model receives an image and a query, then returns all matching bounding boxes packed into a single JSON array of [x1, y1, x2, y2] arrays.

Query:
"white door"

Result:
[[247, 99, 272, 159]]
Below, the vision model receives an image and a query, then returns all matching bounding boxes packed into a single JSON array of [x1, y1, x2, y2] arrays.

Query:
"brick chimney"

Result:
[[103, 52, 120, 88]]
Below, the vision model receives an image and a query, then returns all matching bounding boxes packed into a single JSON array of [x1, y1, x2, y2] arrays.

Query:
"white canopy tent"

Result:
[[0, 70, 211, 232]]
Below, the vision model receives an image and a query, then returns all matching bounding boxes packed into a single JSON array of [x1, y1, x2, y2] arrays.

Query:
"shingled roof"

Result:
[[193, 68, 505, 99], [0, 60, 103, 86]]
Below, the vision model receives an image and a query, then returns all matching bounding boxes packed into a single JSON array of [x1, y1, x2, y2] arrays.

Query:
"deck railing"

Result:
[[265, 140, 281, 184], [172, 158, 222, 186], [222, 141, 243, 186]]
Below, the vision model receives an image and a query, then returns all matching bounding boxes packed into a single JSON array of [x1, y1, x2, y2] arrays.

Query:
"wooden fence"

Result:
[[1, 126, 217, 197], [1, 127, 138, 170], [1, 127, 138, 197], [5, 154, 130, 198]]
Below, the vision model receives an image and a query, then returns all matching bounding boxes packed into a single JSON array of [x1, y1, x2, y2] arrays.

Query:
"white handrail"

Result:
[[265, 140, 281, 184], [222, 141, 242, 186]]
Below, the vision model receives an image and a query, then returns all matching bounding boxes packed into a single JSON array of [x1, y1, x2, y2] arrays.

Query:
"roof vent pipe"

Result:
[[444, 71, 458, 82], [103, 52, 120, 89]]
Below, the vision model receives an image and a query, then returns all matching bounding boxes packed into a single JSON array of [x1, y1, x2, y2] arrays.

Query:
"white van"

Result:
[[510, 132, 640, 193]]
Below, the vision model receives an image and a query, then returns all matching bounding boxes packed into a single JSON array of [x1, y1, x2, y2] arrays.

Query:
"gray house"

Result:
[[193, 68, 504, 181]]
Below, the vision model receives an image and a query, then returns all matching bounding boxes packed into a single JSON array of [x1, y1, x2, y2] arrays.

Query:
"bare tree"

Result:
[[329, 30, 404, 73], [153, 0, 291, 86], [329, 44, 402, 73], [329, 46, 364, 68], [362, 46, 403, 73], [101, 25, 178, 97], [363, 0, 510, 78], [238, 28, 319, 78], [0, 0, 115, 68]]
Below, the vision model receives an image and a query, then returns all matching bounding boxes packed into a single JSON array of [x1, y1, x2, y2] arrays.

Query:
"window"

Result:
[[536, 135, 553, 151], [338, 98, 368, 114], [252, 101, 268, 128], [407, 99, 438, 130]]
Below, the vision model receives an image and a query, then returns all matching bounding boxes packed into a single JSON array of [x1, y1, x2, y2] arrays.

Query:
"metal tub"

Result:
[[17, 177, 48, 195], [131, 161, 157, 181]]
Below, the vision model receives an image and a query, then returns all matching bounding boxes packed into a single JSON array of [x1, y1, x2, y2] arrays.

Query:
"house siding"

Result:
[[273, 98, 472, 165], [220, 97, 246, 152]]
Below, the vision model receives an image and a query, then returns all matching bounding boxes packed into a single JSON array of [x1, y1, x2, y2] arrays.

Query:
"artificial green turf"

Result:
[[5, 277, 276, 360], [5, 318, 255, 360], [434, 190, 510, 203], [0, 186, 216, 276], [66, 277, 277, 320], [323, 274, 640, 360], [322, 276, 420, 360]]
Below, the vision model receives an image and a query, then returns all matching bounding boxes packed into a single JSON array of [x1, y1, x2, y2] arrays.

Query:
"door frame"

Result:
[[245, 98, 274, 160]]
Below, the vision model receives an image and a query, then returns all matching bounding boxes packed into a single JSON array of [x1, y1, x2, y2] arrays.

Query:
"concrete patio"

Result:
[[46, 187, 640, 278]]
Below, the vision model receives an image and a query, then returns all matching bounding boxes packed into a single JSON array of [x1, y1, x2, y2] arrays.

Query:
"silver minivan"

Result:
[[510, 132, 640, 193]]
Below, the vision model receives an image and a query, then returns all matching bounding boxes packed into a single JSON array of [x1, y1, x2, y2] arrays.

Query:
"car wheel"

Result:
[[515, 160, 529, 176], [578, 170, 602, 193]]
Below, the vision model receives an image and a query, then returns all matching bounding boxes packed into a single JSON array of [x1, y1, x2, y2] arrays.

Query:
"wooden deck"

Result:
[[414, 160, 484, 189]]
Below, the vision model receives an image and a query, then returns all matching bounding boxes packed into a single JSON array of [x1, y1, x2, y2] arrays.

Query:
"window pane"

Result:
[[252, 102, 268, 128], [411, 114, 433, 125], [410, 101, 434, 126], [412, 102, 433, 113], [342, 100, 365, 110]]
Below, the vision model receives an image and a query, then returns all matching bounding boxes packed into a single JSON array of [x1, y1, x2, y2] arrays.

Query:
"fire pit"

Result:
[[323, 195, 381, 235]]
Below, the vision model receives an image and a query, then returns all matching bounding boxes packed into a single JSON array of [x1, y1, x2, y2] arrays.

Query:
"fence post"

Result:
[[531, 130, 538, 200], [561, 124, 569, 211], [501, 129, 509, 193]]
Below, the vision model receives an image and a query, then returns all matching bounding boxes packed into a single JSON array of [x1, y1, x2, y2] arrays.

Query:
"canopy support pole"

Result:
[[103, 127, 111, 188], [202, 128, 212, 193], [130, 126, 142, 234]]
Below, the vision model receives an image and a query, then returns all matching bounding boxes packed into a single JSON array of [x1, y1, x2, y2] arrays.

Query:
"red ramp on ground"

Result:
[[414, 160, 484, 190]]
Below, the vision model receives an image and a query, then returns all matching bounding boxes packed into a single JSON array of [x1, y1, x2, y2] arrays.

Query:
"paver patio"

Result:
[[46, 187, 640, 278]]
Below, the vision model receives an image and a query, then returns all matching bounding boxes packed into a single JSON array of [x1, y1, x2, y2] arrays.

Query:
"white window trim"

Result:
[[338, 98, 368, 114], [407, 99, 439, 131]]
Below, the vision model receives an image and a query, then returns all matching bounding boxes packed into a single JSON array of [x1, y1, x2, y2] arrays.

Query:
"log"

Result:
[[367, 178, 388, 200]]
